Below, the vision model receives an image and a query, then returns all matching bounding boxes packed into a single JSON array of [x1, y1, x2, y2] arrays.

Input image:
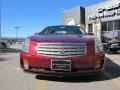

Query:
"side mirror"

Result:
[[88, 32, 94, 35]]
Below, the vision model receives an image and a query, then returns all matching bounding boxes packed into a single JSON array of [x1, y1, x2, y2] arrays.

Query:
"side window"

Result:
[[47, 28, 55, 34], [101, 22, 107, 31], [108, 21, 113, 31], [88, 24, 93, 33], [40, 27, 54, 35], [114, 20, 120, 30]]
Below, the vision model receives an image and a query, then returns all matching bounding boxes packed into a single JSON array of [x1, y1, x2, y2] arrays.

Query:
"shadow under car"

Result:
[[35, 57, 120, 83]]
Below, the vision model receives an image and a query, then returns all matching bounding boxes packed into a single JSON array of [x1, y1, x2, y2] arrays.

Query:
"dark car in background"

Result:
[[102, 31, 120, 53], [0, 40, 10, 48]]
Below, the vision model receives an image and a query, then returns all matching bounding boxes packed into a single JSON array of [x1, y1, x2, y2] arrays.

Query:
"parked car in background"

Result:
[[20, 25, 105, 77], [0, 40, 10, 48], [106, 39, 120, 53], [102, 31, 120, 54], [17, 40, 25, 45]]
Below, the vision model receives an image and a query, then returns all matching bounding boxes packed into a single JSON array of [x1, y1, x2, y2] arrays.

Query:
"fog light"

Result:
[[95, 60, 101, 69], [23, 59, 28, 69], [96, 60, 101, 64], [95, 64, 101, 69]]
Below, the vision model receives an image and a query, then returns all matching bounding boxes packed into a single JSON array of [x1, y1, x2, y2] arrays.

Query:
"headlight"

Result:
[[22, 38, 30, 52], [95, 38, 103, 53]]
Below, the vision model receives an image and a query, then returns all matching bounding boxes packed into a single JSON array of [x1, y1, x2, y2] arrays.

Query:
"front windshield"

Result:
[[40, 26, 87, 35]]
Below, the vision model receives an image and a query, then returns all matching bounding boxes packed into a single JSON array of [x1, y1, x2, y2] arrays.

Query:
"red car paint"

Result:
[[20, 26, 105, 77]]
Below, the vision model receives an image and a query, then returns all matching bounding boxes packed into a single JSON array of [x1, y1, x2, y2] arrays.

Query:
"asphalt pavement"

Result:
[[0, 44, 120, 90]]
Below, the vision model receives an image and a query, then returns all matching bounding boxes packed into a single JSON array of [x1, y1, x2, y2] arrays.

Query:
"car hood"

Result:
[[29, 35, 95, 44]]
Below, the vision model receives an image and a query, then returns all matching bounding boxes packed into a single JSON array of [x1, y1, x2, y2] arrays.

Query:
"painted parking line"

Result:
[[104, 71, 120, 89], [35, 80, 46, 90], [15, 67, 22, 71], [112, 79, 120, 89]]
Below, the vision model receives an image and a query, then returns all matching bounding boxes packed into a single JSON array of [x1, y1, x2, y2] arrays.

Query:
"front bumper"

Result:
[[23, 67, 103, 77], [20, 52, 105, 77]]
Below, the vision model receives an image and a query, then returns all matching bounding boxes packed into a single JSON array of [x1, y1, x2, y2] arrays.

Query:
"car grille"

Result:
[[36, 43, 86, 58]]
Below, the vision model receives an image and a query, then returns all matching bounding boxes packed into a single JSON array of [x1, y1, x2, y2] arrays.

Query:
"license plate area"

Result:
[[51, 60, 71, 71]]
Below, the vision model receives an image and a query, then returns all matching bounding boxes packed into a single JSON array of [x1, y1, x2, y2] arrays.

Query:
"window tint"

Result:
[[40, 26, 86, 35]]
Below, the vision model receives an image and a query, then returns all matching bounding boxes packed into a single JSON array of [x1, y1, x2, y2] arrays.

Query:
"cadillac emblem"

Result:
[[58, 48, 66, 55]]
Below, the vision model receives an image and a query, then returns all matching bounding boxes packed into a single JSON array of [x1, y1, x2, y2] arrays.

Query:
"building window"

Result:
[[114, 20, 120, 30], [88, 24, 93, 32], [101, 20, 120, 32], [108, 21, 113, 31], [101, 20, 120, 42], [101, 22, 107, 31]]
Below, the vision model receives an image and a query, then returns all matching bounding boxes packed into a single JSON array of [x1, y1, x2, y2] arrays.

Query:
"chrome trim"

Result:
[[36, 43, 86, 58]]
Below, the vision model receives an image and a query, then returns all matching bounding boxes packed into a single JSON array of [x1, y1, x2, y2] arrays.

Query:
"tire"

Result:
[[20, 59, 24, 69], [91, 71, 103, 78]]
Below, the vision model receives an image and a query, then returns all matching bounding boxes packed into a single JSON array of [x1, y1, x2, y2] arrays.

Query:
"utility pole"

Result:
[[0, 8, 1, 42], [0, 22, 1, 42], [14, 27, 20, 43]]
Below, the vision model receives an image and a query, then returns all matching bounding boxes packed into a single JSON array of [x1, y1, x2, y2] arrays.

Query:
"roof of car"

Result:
[[47, 25, 80, 27]]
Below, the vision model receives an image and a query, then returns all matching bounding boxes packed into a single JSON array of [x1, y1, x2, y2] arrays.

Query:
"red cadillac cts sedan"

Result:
[[20, 25, 105, 77]]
